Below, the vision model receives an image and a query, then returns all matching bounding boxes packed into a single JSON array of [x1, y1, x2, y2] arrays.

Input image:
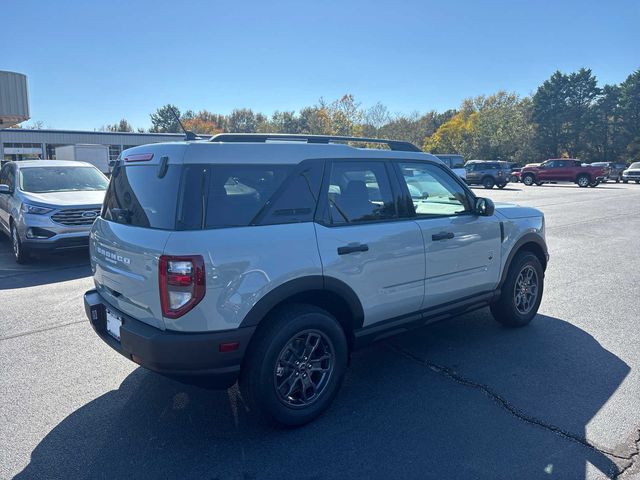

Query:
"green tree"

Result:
[[565, 68, 600, 158], [226, 108, 259, 132], [619, 70, 640, 162], [532, 71, 571, 158], [149, 104, 181, 133], [104, 118, 133, 132]]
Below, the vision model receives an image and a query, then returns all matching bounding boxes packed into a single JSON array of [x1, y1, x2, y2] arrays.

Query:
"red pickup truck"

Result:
[[521, 159, 607, 188]]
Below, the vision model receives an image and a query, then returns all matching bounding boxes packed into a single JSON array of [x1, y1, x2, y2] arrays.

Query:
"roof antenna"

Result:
[[169, 106, 197, 141]]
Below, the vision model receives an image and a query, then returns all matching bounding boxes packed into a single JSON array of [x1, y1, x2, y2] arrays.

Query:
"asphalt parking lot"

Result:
[[1, 182, 639, 480]]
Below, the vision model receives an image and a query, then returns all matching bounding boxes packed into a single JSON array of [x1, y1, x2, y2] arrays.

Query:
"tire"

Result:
[[588, 180, 599, 188], [497, 183, 506, 189], [482, 177, 495, 189], [11, 222, 30, 264], [239, 304, 348, 427], [577, 174, 590, 188], [522, 174, 535, 186], [510, 175, 518, 183], [490, 252, 544, 327], [535, 182, 544, 186]]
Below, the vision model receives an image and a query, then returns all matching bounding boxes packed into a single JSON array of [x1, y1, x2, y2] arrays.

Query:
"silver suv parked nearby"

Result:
[[83, 134, 548, 426], [0, 160, 109, 263]]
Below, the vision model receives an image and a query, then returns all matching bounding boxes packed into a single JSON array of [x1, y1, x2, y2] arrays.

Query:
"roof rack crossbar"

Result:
[[209, 133, 422, 152]]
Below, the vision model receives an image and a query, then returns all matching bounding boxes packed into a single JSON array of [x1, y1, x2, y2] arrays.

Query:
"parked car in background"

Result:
[[464, 160, 511, 189], [622, 162, 640, 183], [433, 154, 466, 180], [510, 167, 522, 183], [590, 162, 627, 183], [0, 160, 109, 263], [520, 159, 607, 187], [83, 133, 548, 426]]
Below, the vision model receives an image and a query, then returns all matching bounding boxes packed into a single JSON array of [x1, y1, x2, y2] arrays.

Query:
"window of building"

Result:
[[108, 145, 122, 162], [45, 144, 67, 159]]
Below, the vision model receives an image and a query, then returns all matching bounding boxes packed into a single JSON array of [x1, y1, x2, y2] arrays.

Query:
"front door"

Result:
[[0, 164, 15, 233], [395, 160, 502, 308], [314, 160, 425, 327]]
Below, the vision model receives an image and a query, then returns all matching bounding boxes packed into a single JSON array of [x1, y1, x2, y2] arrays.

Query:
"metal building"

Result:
[[0, 129, 187, 163], [0, 71, 30, 128]]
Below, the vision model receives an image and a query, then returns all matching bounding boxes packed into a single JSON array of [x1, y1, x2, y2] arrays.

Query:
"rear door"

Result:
[[315, 159, 425, 327], [394, 161, 502, 308]]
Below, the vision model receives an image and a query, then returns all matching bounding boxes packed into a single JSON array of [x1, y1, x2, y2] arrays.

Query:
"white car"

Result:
[[433, 154, 466, 180]]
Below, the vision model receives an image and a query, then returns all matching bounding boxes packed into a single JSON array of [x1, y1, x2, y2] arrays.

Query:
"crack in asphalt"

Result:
[[0, 319, 88, 341], [389, 342, 639, 468], [615, 430, 640, 479]]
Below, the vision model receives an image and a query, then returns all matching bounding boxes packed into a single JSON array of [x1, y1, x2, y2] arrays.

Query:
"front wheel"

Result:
[[490, 252, 544, 327], [239, 304, 348, 426], [11, 223, 30, 264], [522, 174, 535, 186]]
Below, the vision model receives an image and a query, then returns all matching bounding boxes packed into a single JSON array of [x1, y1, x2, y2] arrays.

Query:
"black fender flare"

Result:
[[239, 275, 365, 329], [499, 233, 549, 289]]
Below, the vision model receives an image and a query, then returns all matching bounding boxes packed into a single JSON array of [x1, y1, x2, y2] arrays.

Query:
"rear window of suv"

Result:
[[102, 162, 322, 230]]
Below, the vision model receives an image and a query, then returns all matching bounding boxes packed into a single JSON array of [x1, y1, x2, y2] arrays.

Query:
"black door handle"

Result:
[[337, 243, 369, 255], [432, 232, 455, 241]]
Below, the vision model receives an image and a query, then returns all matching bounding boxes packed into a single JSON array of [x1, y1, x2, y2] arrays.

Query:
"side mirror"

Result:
[[475, 197, 495, 216], [0, 184, 10, 194]]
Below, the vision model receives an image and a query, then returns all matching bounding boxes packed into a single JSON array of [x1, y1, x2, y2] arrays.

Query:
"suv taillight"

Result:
[[159, 255, 206, 319]]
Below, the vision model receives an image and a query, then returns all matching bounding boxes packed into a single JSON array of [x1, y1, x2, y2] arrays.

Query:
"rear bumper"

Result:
[[84, 289, 255, 389]]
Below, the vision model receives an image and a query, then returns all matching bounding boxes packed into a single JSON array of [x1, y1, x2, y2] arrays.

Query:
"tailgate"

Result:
[[90, 218, 170, 330]]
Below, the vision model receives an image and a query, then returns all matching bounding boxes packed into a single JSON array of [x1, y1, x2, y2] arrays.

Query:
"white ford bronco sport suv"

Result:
[[84, 134, 548, 426]]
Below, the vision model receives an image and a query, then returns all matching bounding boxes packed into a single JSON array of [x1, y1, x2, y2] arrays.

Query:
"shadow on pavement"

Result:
[[15, 313, 629, 479], [0, 236, 90, 290]]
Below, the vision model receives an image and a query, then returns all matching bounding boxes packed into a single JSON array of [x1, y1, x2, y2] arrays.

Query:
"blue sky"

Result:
[[4, 0, 639, 130]]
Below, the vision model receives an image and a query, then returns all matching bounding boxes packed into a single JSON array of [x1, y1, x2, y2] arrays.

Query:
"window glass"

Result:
[[0, 165, 8, 185], [261, 162, 323, 225], [399, 162, 471, 216], [326, 161, 396, 224], [19, 166, 108, 193], [103, 165, 182, 229], [450, 156, 465, 168], [204, 164, 292, 228]]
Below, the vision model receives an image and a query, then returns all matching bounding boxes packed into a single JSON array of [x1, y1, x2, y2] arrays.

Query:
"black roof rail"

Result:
[[209, 133, 422, 152]]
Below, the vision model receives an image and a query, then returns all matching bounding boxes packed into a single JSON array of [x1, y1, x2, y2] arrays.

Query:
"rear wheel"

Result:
[[490, 252, 544, 327], [577, 175, 590, 188], [482, 177, 495, 189], [522, 174, 535, 186], [239, 304, 348, 426], [11, 223, 30, 264]]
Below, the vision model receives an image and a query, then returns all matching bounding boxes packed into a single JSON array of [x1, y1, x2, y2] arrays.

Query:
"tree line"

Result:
[[106, 67, 639, 165]]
